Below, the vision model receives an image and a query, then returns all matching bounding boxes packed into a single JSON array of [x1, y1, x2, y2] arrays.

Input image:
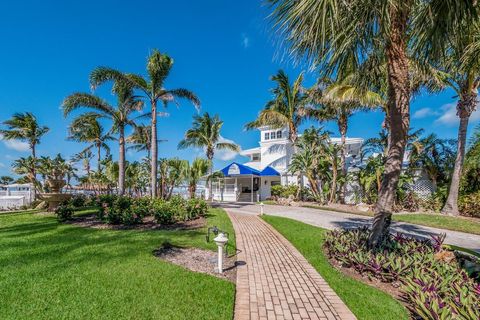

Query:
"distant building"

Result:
[[207, 126, 363, 202]]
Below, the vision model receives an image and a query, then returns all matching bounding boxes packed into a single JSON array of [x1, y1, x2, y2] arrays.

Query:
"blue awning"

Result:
[[260, 166, 280, 176], [220, 162, 261, 176]]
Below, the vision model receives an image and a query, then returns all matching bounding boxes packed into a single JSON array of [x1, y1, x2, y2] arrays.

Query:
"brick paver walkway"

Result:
[[228, 212, 356, 320]]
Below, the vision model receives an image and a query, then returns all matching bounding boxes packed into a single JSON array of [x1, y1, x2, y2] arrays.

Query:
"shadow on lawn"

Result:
[[0, 215, 210, 273]]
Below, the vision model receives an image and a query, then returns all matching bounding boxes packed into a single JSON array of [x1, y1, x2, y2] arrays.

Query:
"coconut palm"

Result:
[[185, 158, 210, 199], [89, 49, 200, 198], [127, 124, 165, 159], [266, 0, 474, 247], [245, 70, 310, 143], [178, 112, 239, 200], [63, 81, 144, 195], [308, 77, 383, 202], [66, 115, 113, 172], [0, 112, 49, 178]]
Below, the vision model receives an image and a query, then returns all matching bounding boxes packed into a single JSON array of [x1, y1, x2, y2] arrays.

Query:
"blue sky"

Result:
[[0, 0, 478, 178]]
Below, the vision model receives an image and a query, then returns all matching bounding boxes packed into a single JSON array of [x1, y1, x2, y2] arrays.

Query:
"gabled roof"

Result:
[[219, 162, 280, 177], [260, 166, 280, 176]]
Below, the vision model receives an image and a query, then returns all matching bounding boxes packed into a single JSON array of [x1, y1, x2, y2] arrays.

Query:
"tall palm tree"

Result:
[[63, 81, 144, 195], [308, 77, 383, 202], [66, 114, 113, 172], [0, 112, 49, 178], [178, 112, 239, 199], [245, 70, 309, 143], [414, 10, 480, 215], [12, 156, 37, 185], [127, 124, 165, 159], [89, 49, 200, 198], [185, 158, 210, 199], [266, 0, 474, 247]]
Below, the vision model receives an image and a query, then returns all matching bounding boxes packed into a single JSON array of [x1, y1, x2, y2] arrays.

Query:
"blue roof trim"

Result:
[[220, 162, 261, 176], [260, 166, 280, 176], [220, 162, 280, 177]]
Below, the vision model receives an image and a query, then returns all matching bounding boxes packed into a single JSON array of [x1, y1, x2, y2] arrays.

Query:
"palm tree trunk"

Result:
[[369, 4, 411, 248], [97, 144, 101, 172], [118, 125, 126, 195], [151, 100, 158, 198], [338, 115, 348, 204], [329, 161, 338, 203], [442, 93, 477, 216], [31, 143, 37, 182], [207, 149, 214, 201]]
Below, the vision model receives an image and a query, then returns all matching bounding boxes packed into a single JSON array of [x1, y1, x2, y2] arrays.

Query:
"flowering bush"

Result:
[[186, 198, 209, 219], [324, 228, 480, 319], [55, 203, 74, 221]]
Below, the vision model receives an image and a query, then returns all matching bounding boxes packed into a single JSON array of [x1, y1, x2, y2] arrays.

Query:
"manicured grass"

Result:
[[0, 208, 235, 320], [393, 214, 480, 235], [263, 215, 409, 320], [299, 203, 480, 235]]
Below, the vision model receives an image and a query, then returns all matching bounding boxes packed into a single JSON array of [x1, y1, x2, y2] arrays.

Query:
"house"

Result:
[[207, 126, 364, 202]]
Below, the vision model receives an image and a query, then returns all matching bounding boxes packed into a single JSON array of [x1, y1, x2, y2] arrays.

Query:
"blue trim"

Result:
[[260, 166, 280, 176]]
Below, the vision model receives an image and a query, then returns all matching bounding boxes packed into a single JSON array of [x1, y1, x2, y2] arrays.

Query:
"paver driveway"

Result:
[[227, 211, 356, 320], [220, 203, 480, 254]]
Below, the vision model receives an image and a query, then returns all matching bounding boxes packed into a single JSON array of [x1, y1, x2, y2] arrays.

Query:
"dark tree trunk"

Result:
[[442, 92, 477, 216], [97, 144, 102, 172], [369, 4, 411, 248], [151, 100, 158, 198], [338, 115, 348, 204], [118, 125, 126, 195]]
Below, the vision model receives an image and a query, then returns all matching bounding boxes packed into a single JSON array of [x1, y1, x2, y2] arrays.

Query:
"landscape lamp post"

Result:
[[213, 233, 228, 273]]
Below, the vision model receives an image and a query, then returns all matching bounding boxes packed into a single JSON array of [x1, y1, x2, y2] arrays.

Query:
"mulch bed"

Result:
[[154, 243, 237, 283], [67, 214, 206, 231]]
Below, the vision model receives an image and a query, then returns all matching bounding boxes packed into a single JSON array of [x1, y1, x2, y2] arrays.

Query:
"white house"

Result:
[[208, 126, 364, 202]]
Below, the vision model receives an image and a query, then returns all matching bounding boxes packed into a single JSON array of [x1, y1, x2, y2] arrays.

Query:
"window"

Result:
[[276, 130, 282, 139], [252, 154, 260, 161], [270, 131, 276, 139], [264, 132, 270, 140]]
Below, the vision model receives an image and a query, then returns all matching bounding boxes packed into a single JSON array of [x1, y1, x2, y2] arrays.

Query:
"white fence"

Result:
[[0, 184, 35, 210]]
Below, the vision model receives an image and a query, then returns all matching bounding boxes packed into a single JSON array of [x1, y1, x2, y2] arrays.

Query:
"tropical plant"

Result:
[[178, 113, 239, 199], [245, 70, 310, 143], [0, 112, 49, 178], [127, 124, 165, 159], [71, 150, 94, 176], [266, 0, 474, 248], [0, 176, 14, 185], [63, 79, 144, 195], [462, 125, 480, 194], [308, 78, 383, 202], [11, 156, 37, 185], [66, 114, 113, 172], [185, 158, 210, 199], [90, 49, 200, 198]]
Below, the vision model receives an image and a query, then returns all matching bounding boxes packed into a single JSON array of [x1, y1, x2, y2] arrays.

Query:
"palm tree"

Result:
[[178, 112, 239, 199], [185, 158, 210, 199], [12, 156, 37, 185], [245, 70, 309, 143], [66, 114, 113, 172], [266, 0, 474, 247], [308, 77, 383, 202], [63, 81, 144, 195], [0, 176, 14, 185], [72, 150, 94, 176], [0, 112, 49, 178], [89, 49, 200, 198], [127, 124, 165, 159]]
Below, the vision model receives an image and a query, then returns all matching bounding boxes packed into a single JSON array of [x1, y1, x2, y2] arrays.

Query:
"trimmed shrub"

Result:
[[324, 228, 480, 319], [55, 204, 74, 221], [459, 192, 480, 218], [69, 194, 87, 208], [271, 185, 298, 198], [186, 198, 209, 220], [151, 199, 176, 225]]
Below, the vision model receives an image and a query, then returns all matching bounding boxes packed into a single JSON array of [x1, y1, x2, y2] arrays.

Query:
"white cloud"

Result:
[[435, 102, 480, 126], [0, 134, 30, 152], [241, 33, 250, 49], [0, 162, 5, 168], [215, 136, 241, 161], [413, 107, 438, 119]]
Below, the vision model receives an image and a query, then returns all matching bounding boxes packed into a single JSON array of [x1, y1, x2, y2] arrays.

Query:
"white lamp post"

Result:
[[260, 202, 264, 215], [213, 233, 228, 273]]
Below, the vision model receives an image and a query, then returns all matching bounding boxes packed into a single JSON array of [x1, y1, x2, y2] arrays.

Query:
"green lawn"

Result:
[[0, 208, 235, 320], [263, 215, 409, 320], [298, 203, 480, 235]]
